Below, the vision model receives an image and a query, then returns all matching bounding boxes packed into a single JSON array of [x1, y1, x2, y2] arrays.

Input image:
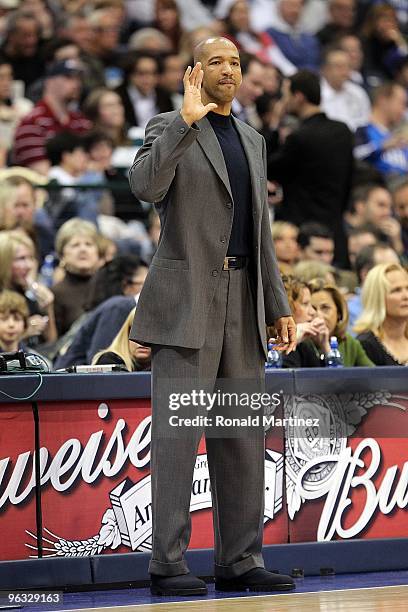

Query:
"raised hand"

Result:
[[180, 62, 218, 126]]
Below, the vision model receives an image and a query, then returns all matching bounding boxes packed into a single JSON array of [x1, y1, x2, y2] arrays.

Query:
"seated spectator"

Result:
[[337, 33, 367, 89], [348, 241, 400, 332], [0, 229, 57, 346], [320, 46, 371, 132], [54, 255, 148, 367], [354, 82, 408, 177], [355, 263, 408, 365], [12, 58, 91, 174], [284, 277, 373, 366], [297, 222, 335, 264], [46, 130, 105, 228], [159, 51, 184, 109], [114, 52, 173, 129], [347, 225, 378, 267], [391, 179, 408, 256], [82, 130, 145, 222], [0, 57, 33, 166], [361, 4, 408, 83], [0, 289, 29, 352], [86, 8, 123, 74], [231, 52, 265, 127], [349, 183, 404, 255], [220, 0, 296, 76], [52, 218, 101, 336], [0, 174, 54, 262], [265, 0, 320, 71], [317, 0, 355, 47], [0, 11, 45, 90], [83, 87, 129, 147], [271, 221, 299, 271], [93, 307, 151, 370], [154, 0, 183, 53]]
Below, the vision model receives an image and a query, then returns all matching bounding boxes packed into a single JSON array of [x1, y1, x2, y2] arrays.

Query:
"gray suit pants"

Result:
[[149, 266, 266, 578]]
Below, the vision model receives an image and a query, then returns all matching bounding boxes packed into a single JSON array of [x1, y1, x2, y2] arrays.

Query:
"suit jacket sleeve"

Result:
[[129, 112, 200, 203], [260, 138, 292, 324]]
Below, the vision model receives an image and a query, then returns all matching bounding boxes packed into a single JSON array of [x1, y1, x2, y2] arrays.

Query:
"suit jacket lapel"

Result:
[[196, 116, 233, 200]]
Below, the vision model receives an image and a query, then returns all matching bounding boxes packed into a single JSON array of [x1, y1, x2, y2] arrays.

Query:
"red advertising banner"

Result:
[[1, 398, 287, 561]]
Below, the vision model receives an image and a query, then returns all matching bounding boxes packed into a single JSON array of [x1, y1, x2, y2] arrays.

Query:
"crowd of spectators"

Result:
[[0, 0, 407, 369]]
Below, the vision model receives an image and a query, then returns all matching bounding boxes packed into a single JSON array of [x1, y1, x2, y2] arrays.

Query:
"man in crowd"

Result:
[[268, 69, 353, 267], [12, 59, 91, 174], [297, 222, 335, 265], [320, 46, 370, 132], [355, 82, 408, 176]]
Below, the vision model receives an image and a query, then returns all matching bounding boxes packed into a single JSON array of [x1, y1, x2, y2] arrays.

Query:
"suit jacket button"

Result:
[[212, 270, 218, 277], [179, 127, 186, 133], [220, 236, 226, 243]]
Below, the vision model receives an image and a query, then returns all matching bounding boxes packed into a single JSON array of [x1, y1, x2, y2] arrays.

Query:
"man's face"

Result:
[[56, 74, 82, 102], [323, 51, 350, 90], [330, 0, 355, 28], [365, 187, 392, 225], [12, 184, 36, 225], [235, 60, 264, 106], [11, 19, 38, 57], [93, 14, 120, 52], [67, 17, 93, 50], [279, 0, 303, 26], [201, 41, 242, 105], [348, 232, 377, 266], [131, 57, 159, 96], [385, 85, 407, 127], [339, 35, 363, 72], [160, 55, 184, 93], [303, 236, 335, 264], [393, 185, 408, 227]]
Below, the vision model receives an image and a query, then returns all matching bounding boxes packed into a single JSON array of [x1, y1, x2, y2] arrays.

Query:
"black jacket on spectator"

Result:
[[267, 112, 354, 268], [54, 295, 135, 369], [357, 331, 404, 366], [114, 84, 174, 128]]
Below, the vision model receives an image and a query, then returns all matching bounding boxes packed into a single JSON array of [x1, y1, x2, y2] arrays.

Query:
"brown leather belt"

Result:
[[223, 256, 248, 270]]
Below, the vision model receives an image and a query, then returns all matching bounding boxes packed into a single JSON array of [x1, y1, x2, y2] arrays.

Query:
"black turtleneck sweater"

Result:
[[52, 270, 94, 336], [207, 112, 253, 257]]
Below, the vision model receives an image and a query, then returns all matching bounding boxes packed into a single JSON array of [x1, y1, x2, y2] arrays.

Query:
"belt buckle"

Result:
[[224, 257, 236, 270]]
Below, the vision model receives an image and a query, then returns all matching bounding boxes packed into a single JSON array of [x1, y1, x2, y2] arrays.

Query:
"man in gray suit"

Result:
[[129, 38, 296, 596]]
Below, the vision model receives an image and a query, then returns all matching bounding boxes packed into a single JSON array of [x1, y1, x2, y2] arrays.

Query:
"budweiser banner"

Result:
[[0, 389, 407, 562]]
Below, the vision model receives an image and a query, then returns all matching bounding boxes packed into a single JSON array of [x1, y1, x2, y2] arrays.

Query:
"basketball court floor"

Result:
[[8, 570, 408, 612]]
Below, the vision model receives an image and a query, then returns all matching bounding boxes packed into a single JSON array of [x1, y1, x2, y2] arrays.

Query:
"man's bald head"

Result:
[[193, 37, 238, 65]]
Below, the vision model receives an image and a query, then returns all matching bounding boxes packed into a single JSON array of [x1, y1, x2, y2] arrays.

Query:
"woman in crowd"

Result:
[[355, 263, 408, 365], [0, 230, 57, 346], [309, 280, 374, 366], [53, 254, 148, 368], [271, 221, 299, 273], [92, 307, 151, 371], [361, 4, 408, 82], [52, 218, 101, 336], [281, 275, 330, 367], [83, 88, 129, 147], [154, 0, 183, 53]]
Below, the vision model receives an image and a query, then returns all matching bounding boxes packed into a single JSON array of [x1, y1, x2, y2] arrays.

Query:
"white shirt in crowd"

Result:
[[320, 78, 371, 132]]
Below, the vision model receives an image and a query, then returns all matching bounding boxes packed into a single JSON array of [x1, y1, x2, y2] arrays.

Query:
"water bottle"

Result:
[[325, 336, 343, 368], [265, 342, 282, 369], [39, 254, 56, 288]]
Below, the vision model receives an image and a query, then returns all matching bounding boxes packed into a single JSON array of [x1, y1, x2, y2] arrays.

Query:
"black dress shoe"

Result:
[[150, 573, 208, 596], [215, 568, 296, 592]]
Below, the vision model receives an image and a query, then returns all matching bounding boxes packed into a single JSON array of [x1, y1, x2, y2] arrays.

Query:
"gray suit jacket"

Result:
[[128, 110, 290, 357]]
